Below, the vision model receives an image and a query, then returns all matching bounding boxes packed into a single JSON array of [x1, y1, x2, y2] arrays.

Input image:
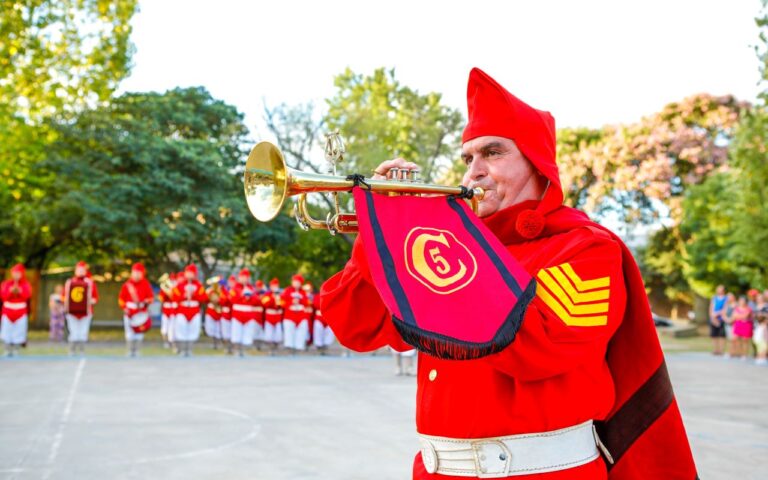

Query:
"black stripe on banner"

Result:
[[595, 361, 675, 468], [363, 190, 417, 326], [446, 197, 523, 298]]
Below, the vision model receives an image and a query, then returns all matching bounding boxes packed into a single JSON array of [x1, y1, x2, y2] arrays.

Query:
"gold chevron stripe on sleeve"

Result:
[[558, 262, 610, 291], [536, 284, 608, 327], [536, 272, 609, 315], [543, 267, 610, 304]]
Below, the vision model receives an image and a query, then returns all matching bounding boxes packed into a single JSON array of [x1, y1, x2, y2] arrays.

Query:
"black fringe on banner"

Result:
[[391, 279, 537, 360]]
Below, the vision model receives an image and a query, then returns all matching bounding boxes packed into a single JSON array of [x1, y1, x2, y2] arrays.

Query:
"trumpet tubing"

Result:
[[243, 140, 484, 234]]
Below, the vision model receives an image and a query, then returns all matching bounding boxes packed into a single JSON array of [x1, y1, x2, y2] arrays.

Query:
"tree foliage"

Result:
[[41, 87, 293, 276]]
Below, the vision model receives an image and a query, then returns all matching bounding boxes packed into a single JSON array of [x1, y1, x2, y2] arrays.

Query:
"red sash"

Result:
[[353, 188, 535, 360]]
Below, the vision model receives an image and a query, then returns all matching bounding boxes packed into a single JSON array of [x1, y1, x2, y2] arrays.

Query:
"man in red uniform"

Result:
[[281, 274, 310, 352], [221, 275, 236, 354], [159, 272, 179, 350], [229, 268, 259, 357], [118, 263, 154, 357], [254, 279, 266, 350], [309, 282, 334, 354], [1, 264, 32, 357], [204, 278, 224, 350], [173, 264, 207, 357], [321, 68, 697, 479], [63, 261, 99, 355], [261, 277, 283, 355]]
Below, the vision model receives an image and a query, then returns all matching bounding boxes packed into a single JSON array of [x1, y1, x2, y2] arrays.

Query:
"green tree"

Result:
[[42, 87, 293, 277], [0, 0, 139, 267], [326, 68, 464, 182]]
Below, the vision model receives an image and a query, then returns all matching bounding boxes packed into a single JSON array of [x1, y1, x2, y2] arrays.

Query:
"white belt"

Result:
[[162, 302, 177, 308], [2, 302, 27, 309], [222, 307, 231, 313], [125, 301, 142, 309], [288, 305, 304, 312], [265, 308, 280, 315], [179, 301, 200, 308], [232, 304, 257, 312], [419, 420, 600, 478]]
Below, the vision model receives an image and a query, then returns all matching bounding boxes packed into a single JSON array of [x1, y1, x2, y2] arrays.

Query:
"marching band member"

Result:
[[320, 68, 697, 479], [63, 261, 99, 355], [229, 268, 259, 357], [254, 279, 266, 349], [302, 282, 314, 347], [281, 274, 310, 352], [221, 275, 236, 354], [173, 264, 207, 357], [261, 277, 283, 355], [159, 272, 179, 349], [1, 264, 31, 357], [118, 263, 153, 357], [310, 285, 334, 354], [204, 277, 224, 349]]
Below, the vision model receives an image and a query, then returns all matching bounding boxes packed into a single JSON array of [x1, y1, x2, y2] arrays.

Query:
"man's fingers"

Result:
[[372, 158, 420, 179]]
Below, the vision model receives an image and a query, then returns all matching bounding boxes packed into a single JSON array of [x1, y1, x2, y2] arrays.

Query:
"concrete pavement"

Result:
[[0, 352, 764, 479]]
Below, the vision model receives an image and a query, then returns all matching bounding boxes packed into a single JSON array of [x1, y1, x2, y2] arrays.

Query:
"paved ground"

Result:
[[0, 351, 764, 479]]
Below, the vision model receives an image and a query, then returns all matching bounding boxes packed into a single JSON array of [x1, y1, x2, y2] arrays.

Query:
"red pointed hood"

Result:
[[462, 67, 562, 238]]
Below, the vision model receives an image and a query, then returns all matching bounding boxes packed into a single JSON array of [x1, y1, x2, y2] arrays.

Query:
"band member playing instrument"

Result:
[[173, 264, 207, 357], [118, 263, 153, 357], [261, 277, 283, 355], [1, 264, 32, 357], [204, 277, 224, 349], [221, 275, 236, 354], [281, 274, 310, 353], [159, 272, 179, 349], [64, 261, 99, 355], [309, 283, 334, 354], [254, 279, 266, 350], [229, 268, 259, 357], [320, 68, 697, 479]]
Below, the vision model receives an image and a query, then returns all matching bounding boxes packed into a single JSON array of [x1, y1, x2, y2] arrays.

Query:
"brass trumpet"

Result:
[[243, 133, 484, 234], [158, 273, 174, 296]]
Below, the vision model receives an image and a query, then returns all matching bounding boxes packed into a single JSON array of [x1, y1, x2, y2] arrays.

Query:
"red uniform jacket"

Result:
[[261, 291, 283, 325], [280, 287, 310, 323], [220, 287, 232, 321], [205, 287, 223, 321], [321, 201, 696, 480], [64, 276, 99, 318], [173, 280, 207, 321], [118, 279, 154, 316], [229, 283, 259, 324], [312, 294, 325, 327], [159, 290, 177, 317], [0, 279, 32, 322]]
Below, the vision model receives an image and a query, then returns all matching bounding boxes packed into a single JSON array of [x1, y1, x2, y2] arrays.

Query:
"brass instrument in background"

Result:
[[206, 276, 223, 310], [158, 273, 174, 295], [243, 133, 484, 235]]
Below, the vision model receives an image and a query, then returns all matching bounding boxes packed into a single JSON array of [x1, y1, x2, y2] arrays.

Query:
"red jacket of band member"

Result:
[[0, 279, 32, 321], [172, 280, 207, 321], [118, 279, 154, 317], [261, 291, 283, 325], [280, 287, 310, 323], [320, 215, 626, 480], [228, 283, 259, 323], [219, 287, 232, 320], [312, 294, 325, 326], [159, 290, 176, 316]]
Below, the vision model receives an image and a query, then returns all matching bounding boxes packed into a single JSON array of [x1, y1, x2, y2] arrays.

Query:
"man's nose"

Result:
[[467, 158, 487, 182]]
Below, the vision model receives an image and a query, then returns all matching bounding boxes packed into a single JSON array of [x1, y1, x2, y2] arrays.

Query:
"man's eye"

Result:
[[488, 150, 500, 156], [464, 157, 473, 165]]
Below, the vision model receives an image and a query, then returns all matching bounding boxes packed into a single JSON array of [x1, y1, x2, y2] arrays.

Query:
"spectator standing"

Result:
[[48, 284, 66, 342], [731, 296, 754, 359], [708, 285, 728, 355]]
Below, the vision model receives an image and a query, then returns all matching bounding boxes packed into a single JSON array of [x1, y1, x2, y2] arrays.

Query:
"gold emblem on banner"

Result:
[[405, 227, 477, 295], [70, 286, 85, 303]]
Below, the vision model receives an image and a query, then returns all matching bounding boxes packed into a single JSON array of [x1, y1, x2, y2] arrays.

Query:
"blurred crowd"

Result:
[[709, 286, 768, 365]]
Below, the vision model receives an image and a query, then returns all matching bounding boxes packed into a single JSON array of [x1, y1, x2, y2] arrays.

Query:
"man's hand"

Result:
[[371, 158, 419, 180]]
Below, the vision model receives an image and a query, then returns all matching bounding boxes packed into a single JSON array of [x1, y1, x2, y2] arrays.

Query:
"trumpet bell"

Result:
[[244, 142, 288, 222]]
